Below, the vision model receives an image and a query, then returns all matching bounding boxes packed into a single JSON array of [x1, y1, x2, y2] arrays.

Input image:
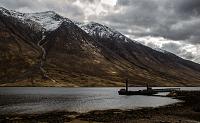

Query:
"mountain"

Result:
[[0, 7, 200, 87]]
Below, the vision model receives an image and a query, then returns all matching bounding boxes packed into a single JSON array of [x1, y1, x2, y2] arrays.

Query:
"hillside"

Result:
[[1, 7, 200, 87]]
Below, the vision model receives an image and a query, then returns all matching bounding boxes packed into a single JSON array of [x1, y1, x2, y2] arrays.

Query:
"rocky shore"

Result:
[[0, 91, 200, 123]]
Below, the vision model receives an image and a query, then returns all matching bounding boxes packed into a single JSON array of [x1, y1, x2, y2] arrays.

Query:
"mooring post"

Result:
[[146, 83, 152, 91], [126, 79, 128, 92], [146, 83, 149, 90]]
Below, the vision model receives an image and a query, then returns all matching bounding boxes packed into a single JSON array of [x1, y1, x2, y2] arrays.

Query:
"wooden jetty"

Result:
[[118, 80, 180, 96]]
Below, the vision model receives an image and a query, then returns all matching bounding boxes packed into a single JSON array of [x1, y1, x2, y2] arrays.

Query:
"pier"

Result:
[[118, 80, 180, 95]]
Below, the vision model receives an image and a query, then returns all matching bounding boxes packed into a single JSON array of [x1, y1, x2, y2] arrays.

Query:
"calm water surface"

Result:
[[0, 87, 199, 115]]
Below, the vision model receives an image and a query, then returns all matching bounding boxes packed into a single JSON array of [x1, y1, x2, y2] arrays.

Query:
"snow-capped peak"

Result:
[[0, 7, 72, 31], [25, 11, 64, 31], [77, 22, 117, 36], [75, 21, 140, 44]]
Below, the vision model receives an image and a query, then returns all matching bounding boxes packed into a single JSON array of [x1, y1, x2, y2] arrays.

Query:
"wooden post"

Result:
[[126, 79, 128, 92], [146, 83, 152, 91], [146, 83, 149, 90]]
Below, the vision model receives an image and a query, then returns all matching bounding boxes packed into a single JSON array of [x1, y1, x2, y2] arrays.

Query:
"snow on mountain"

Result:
[[0, 7, 72, 31], [76, 22, 117, 37], [76, 22, 139, 43], [26, 11, 64, 31]]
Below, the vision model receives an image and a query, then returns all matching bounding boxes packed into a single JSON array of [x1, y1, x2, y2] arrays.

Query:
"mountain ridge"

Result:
[[1, 7, 200, 87]]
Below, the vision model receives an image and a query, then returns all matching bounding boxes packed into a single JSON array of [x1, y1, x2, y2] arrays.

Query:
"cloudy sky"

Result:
[[1, 0, 200, 63]]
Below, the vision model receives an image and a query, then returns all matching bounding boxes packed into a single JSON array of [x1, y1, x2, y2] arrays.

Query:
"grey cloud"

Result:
[[146, 42, 158, 49], [1, 0, 46, 12], [175, 0, 200, 16], [161, 42, 197, 62], [111, 0, 158, 27], [161, 43, 182, 54], [146, 42, 197, 62], [182, 52, 195, 60], [102, 0, 200, 44], [1, 0, 84, 20]]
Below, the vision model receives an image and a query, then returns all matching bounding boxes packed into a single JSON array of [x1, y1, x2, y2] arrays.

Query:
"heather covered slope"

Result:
[[0, 7, 200, 87], [0, 10, 40, 86]]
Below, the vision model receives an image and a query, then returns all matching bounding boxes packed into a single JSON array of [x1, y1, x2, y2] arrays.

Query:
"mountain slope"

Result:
[[77, 22, 200, 85], [1, 7, 200, 87], [0, 8, 40, 85]]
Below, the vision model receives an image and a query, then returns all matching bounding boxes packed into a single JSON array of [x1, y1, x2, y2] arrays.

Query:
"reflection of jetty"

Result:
[[118, 80, 180, 96]]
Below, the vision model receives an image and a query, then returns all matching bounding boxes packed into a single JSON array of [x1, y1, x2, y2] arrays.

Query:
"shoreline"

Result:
[[1, 86, 200, 87], [0, 91, 200, 123]]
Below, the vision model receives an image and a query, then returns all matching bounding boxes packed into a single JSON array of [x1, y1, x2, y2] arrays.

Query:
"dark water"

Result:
[[0, 87, 199, 115]]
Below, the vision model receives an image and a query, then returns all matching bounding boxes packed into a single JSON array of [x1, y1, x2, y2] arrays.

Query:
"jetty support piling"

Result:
[[126, 79, 128, 92]]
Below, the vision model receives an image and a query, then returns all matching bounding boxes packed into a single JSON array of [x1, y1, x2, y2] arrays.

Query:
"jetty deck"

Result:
[[152, 88, 180, 92], [118, 80, 180, 95]]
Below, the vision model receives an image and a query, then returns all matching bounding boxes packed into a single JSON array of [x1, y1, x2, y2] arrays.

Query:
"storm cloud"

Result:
[[1, 0, 200, 63]]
